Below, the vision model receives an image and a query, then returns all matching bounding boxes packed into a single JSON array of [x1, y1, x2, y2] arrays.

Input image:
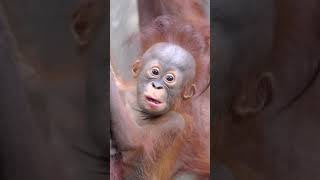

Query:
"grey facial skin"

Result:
[[136, 42, 196, 117], [142, 42, 196, 79]]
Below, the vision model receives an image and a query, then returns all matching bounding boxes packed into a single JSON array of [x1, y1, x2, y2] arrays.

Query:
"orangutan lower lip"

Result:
[[145, 96, 162, 104]]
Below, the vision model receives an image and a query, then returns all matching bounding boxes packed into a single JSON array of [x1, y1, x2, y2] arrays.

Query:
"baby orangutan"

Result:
[[110, 15, 209, 180]]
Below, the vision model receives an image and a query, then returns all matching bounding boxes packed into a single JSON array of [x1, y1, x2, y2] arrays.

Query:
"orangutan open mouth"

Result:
[[145, 96, 162, 104]]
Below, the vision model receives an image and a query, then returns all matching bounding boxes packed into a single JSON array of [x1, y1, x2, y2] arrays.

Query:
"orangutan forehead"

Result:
[[141, 42, 196, 72]]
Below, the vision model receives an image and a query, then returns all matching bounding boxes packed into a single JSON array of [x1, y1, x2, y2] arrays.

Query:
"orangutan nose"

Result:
[[152, 81, 163, 89]]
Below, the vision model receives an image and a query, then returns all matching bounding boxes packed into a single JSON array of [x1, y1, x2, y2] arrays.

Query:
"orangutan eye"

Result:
[[164, 73, 175, 83], [166, 75, 174, 81], [151, 67, 160, 76]]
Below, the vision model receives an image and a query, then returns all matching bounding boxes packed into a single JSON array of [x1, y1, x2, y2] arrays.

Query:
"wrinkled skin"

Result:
[[110, 42, 198, 179], [0, 0, 108, 179], [213, 0, 320, 179]]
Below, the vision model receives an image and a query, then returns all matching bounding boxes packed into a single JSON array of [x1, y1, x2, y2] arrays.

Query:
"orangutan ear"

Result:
[[183, 84, 196, 100], [71, 2, 98, 47], [233, 72, 274, 116], [132, 59, 141, 78]]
